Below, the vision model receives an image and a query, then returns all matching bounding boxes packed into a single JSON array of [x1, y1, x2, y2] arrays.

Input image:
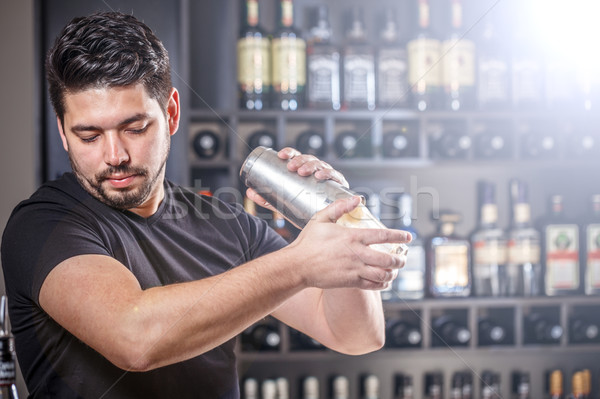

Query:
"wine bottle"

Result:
[[541, 195, 581, 296], [382, 127, 417, 158], [471, 181, 508, 297], [303, 376, 319, 399], [462, 372, 473, 399], [583, 194, 600, 295], [271, 0, 305, 111], [361, 374, 380, 399], [248, 129, 277, 151], [408, 0, 441, 111], [567, 131, 599, 159], [192, 129, 220, 159], [569, 314, 600, 344], [390, 193, 425, 300], [376, 7, 409, 108], [276, 377, 289, 399], [432, 314, 471, 347], [241, 321, 281, 351], [441, 0, 475, 111], [473, 128, 511, 160], [295, 130, 326, 157], [262, 379, 277, 399], [523, 312, 563, 345], [333, 131, 372, 159], [427, 210, 471, 298], [476, 19, 510, 110], [429, 127, 471, 160], [571, 371, 585, 399], [424, 372, 443, 399], [238, 0, 270, 110], [506, 179, 542, 297], [511, 372, 531, 399], [520, 131, 558, 160], [331, 376, 349, 399], [478, 317, 507, 346], [385, 318, 422, 348], [547, 370, 564, 399], [450, 372, 463, 399], [305, 5, 341, 110], [342, 7, 376, 110], [394, 374, 414, 399], [244, 378, 259, 399]]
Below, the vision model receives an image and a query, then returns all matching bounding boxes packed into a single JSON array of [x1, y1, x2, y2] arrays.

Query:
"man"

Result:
[[1, 12, 410, 398]]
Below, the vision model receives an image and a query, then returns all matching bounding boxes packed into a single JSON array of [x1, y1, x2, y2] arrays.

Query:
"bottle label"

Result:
[[377, 48, 409, 105], [272, 37, 306, 90], [0, 361, 15, 385], [480, 204, 498, 225], [343, 54, 376, 103], [433, 244, 469, 288], [512, 57, 543, 104], [514, 203, 531, 225], [478, 57, 509, 104], [473, 239, 507, 267], [237, 37, 271, 87], [508, 239, 540, 264], [545, 224, 579, 290], [407, 38, 441, 86], [587, 224, 600, 288], [441, 39, 475, 87], [307, 52, 340, 103], [395, 245, 426, 293]]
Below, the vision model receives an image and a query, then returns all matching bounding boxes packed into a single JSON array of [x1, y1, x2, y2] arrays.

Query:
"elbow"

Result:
[[105, 336, 157, 372], [337, 329, 386, 356]]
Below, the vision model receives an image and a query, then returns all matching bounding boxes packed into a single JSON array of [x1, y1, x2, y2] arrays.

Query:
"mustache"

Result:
[[96, 165, 148, 182]]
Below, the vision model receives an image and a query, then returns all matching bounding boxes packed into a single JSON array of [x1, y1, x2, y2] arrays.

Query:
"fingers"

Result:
[[314, 196, 362, 224], [245, 188, 276, 213], [279, 147, 350, 188], [359, 228, 412, 246], [277, 147, 301, 160]]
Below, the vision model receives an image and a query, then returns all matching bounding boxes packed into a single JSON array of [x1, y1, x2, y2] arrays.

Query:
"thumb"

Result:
[[314, 196, 362, 224]]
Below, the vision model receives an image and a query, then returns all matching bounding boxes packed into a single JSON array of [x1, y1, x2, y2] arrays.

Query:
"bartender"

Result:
[[1, 11, 410, 398]]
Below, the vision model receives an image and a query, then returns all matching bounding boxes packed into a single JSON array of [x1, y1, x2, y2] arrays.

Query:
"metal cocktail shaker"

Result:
[[240, 146, 408, 256]]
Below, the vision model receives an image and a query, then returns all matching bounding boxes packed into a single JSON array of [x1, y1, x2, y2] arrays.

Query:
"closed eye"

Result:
[[127, 125, 149, 134]]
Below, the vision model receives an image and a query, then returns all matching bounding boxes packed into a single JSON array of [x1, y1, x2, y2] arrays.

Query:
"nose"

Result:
[[104, 132, 129, 166]]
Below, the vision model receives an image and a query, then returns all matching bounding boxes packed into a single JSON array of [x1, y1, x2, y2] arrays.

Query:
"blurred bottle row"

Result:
[[237, 0, 599, 113], [241, 368, 594, 398]]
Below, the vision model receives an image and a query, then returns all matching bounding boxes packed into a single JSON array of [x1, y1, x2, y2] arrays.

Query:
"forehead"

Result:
[[63, 84, 160, 124]]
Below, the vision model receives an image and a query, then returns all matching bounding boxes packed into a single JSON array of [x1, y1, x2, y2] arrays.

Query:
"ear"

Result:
[[166, 88, 180, 136], [57, 116, 69, 152]]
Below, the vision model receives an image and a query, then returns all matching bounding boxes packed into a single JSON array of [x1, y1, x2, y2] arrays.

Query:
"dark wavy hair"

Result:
[[46, 11, 172, 123]]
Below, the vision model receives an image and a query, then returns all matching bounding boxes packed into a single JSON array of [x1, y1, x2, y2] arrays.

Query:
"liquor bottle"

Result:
[[523, 312, 563, 345], [513, 372, 531, 399], [571, 371, 584, 399], [303, 376, 319, 399], [394, 374, 414, 399], [248, 129, 277, 151], [506, 179, 542, 297], [476, 19, 510, 110], [547, 370, 563, 399], [290, 328, 325, 351], [471, 181, 508, 297], [385, 317, 422, 348], [583, 194, 600, 295], [567, 131, 599, 160], [478, 317, 508, 346], [295, 130, 326, 157], [427, 210, 471, 298], [382, 127, 417, 158], [520, 130, 558, 160], [192, 129, 221, 159], [408, 0, 441, 111], [481, 371, 495, 399], [581, 369, 591, 399], [262, 379, 277, 399], [342, 7, 376, 110], [271, 0, 306, 111], [390, 193, 426, 300], [332, 376, 349, 399], [569, 314, 600, 344], [276, 377, 289, 399], [424, 372, 443, 399], [441, 0, 475, 111], [429, 127, 471, 160], [0, 297, 18, 399], [305, 5, 341, 110], [473, 127, 511, 160], [450, 372, 463, 399], [510, 13, 544, 110], [238, 0, 270, 110], [361, 374, 380, 399], [541, 195, 581, 296], [241, 321, 281, 351], [333, 131, 372, 159], [376, 7, 409, 108], [244, 378, 259, 399], [432, 314, 471, 347], [462, 372, 473, 399]]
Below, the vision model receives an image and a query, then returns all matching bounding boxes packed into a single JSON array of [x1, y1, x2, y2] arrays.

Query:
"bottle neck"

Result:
[[450, 0, 463, 30], [479, 203, 498, 228], [418, 0, 431, 30], [245, 0, 259, 27], [278, 0, 294, 28], [512, 202, 531, 227]]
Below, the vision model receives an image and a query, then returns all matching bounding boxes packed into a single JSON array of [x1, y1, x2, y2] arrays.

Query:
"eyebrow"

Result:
[[70, 113, 152, 134]]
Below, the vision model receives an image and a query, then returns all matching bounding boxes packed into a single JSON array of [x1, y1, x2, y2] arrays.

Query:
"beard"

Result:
[[68, 136, 170, 211]]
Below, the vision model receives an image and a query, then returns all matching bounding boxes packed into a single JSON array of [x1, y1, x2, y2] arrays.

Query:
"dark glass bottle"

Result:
[[481, 371, 501, 399], [361, 374, 380, 399], [394, 374, 415, 399], [376, 7, 409, 108], [305, 5, 341, 110], [382, 126, 418, 158], [385, 318, 422, 348], [342, 7, 376, 110], [476, 20, 510, 110], [241, 321, 281, 351], [432, 314, 471, 347], [450, 372, 463, 399], [441, 0, 475, 111], [547, 370, 564, 399], [429, 127, 471, 160], [473, 127, 512, 160], [192, 129, 220, 159], [334, 130, 372, 159], [408, 0, 441, 111], [390, 193, 425, 300], [331, 375, 350, 399], [523, 312, 563, 345], [583, 194, 600, 295], [271, 0, 306, 111], [520, 130, 558, 160], [511, 372, 531, 399], [237, 0, 270, 111], [506, 179, 542, 297], [569, 314, 600, 344], [541, 195, 581, 296], [471, 181, 508, 297], [424, 373, 443, 399], [427, 211, 471, 298], [295, 130, 326, 157], [478, 317, 507, 346], [247, 129, 277, 151]]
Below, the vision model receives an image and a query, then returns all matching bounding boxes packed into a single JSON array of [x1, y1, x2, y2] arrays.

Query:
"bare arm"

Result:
[[39, 196, 408, 371]]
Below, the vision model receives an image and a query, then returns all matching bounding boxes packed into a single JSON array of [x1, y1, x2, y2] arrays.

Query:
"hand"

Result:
[[246, 147, 349, 212], [287, 196, 411, 291]]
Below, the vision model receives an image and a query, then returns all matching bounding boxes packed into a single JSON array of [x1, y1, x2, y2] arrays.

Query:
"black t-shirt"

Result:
[[1, 173, 287, 398]]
